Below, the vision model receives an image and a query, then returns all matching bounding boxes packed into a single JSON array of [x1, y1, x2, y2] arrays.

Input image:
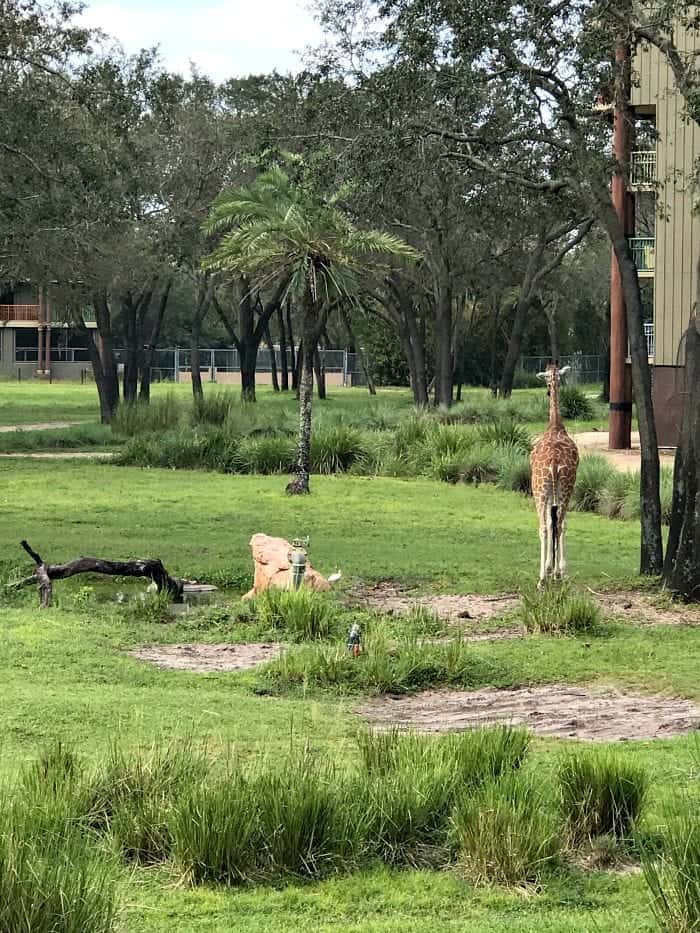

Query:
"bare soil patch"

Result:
[[130, 642, 282, 673], [359, 684, 700, 741], [355, 581, 518, 623], [596, 590, 700, 627]]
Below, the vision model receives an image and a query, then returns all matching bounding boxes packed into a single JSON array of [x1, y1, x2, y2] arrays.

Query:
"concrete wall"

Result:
[[176, 370, 347, 387], [652, 365, 686, 447]]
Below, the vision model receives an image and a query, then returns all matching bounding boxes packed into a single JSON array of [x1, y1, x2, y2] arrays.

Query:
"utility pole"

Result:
[[609, 41, 634, 449]]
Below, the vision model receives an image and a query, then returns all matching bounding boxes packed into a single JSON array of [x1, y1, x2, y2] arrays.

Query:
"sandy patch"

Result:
[[596, 590, 700, 626], [130, 642, 282, 673], [573, 430, 676, 473], [358, 684, 700, 741], [356, 582, 518, 622]]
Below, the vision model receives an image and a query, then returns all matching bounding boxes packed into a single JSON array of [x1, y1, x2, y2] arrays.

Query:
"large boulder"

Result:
[[242, 533, 331, 600]]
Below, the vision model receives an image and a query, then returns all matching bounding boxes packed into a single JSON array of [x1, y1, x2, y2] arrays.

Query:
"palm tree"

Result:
[[204, 166, 417, 494]]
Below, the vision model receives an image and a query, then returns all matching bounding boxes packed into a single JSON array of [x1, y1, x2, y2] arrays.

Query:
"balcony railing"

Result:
[[630, 150, 656, 189], [0, 304, 40, 322], [629, 236, 655, 276], [644, 322, 655, 358]]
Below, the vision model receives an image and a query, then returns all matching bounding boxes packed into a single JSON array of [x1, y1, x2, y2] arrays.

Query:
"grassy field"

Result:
[[0, 384, 695, 933]]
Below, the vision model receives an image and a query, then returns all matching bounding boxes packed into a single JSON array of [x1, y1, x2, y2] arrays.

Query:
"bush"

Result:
[[311, 425, 367, 473], [0, 423, 113, 453], [458, 444, 500, 484], [571, 455, 617, 513], [521, 584, 602, 635], [620, 467, 674, 526], [598, 469, 634, 520], [560, 385, 595, 421], [253, 588, 339, 641], [452, 772, 560, 885], [643, 799, 700, 933], [477, 420, 532, 454], [120, 590, 174, 625], [558, 751, 648, 845]]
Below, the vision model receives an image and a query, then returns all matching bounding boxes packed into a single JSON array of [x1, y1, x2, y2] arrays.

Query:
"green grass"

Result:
[[0, 383, 694, 932]]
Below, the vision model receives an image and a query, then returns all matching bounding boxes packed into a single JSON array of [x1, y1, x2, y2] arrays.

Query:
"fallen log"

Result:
[[15, 540, 184, 608]]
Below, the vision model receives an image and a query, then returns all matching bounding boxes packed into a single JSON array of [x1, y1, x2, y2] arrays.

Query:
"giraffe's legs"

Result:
[[555, 517, 567, 579], [538, 520, 548, 588], [538, 503, 553, 587]]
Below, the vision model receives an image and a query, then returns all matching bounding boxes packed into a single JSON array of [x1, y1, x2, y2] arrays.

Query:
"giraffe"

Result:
[[530, 363, 579, 586]]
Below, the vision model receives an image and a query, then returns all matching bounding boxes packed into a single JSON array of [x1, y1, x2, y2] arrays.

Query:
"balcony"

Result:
[[644, 322, 655, 358], [629, 237, 655, 277], [0, 304, 40, 323], [629, 150, 656, 189]]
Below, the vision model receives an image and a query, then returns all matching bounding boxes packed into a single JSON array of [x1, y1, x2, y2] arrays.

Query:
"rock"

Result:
[[242, 533, 332, 600]]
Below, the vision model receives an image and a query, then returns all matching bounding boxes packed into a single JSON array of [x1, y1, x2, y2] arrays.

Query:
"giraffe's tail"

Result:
[[551, 503, 558, 570]]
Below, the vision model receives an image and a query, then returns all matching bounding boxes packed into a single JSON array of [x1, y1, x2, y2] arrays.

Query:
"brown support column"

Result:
[[609, 43, 633, 450], [37, 286, 45, 373], [44, 289, 52, 376]]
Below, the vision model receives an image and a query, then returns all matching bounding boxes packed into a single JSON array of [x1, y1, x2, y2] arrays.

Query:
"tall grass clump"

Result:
[[253, 588, 339, 641], [261, 630, 509, 695], [172, 769, 260, 885], [452, 771, 560, 885], [83, 740, 208, 863], [457, 444, 500, 484], [232, 435, 296, 474], [558, 751, 648, 845], [111, 395, 181, 437], [642, 799, 700, 933], [311, 425, 367, 473], [494, 444, 532, 494], [560, 385, 595, 421], [0, 801, 119, 933], [598, 469, 635, 519], [192, 390, 236, 426], [521, 583, 602, 635], [621, 467, 674, 526], [477, 419, 532, 454], [571, 455, 616, 512]]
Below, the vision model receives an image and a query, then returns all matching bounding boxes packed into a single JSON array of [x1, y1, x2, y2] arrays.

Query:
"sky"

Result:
[[78, 0, 324, 81]]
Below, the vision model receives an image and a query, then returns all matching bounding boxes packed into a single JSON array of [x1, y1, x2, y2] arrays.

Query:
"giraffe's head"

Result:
[[537, 362, 570, 395]]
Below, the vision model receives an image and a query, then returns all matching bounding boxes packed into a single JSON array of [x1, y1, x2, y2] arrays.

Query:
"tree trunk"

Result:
[[278, 307, 289, 391], [240, 339, 257, 402], [139, 279, 172, 403], [545, 297, 560, 363], [433, 281, 453, 408], [594, 188, 663, 575], [287, 303, 298, 390], [91, 294, 120, 421], [500, 248, 545, 397], [122, 293, 139, 404], [191, 324, 203, 401], [286, 291, 317, 496], [663, 311, 700, 600], [314, 345, 327, 400], [264, 325, 280, 392], [294, 339, 303, 400]]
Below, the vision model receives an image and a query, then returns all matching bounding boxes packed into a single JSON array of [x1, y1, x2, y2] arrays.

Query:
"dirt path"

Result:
[[129, 643, 283, 673], [0, 451, 114, 460], [353, 582, 519, 623], [573, 430, 676, 472], [0, 421, 84, 432], [359, 685, 700, 741]]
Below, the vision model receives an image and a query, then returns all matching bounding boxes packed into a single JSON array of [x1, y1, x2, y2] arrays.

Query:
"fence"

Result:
[[127, 347, 367, 387], [520, 353, 607, 385]]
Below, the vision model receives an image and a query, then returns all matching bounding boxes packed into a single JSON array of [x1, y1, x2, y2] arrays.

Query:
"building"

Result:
[[627, 37, 697, 446], [0, 285, 96, 380]]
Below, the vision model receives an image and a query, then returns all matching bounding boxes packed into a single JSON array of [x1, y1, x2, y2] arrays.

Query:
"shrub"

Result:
[[452, 772, 560, 885], [392, 414, 431, 457], [643, 799, 700, 933], [571, 455, 617, 512], [430, 453, 464, 484], [0, 423, 113, 453], [311, 425, 367, 473], [0, 799, 119, 933], [521, 584, 602, 635], [560, 385, 595, 421], [598, 469, 634, 519], [512, 368, 543, 390], [253, 588, 339, 641], [477, 420, 532, 454], [120, 590, 174, 625], [558, 751, 648, 845], [621, 467, 674, 526], [423, 423, 476, 460]]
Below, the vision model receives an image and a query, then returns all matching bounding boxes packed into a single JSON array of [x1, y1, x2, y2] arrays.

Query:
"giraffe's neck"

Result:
[[549, 380, 563, 429]]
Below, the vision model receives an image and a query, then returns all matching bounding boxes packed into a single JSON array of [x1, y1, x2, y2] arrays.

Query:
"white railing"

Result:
[[644, 322, 655, 358], [630, 150, 656, 189], [629, 237, 655, 276]]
